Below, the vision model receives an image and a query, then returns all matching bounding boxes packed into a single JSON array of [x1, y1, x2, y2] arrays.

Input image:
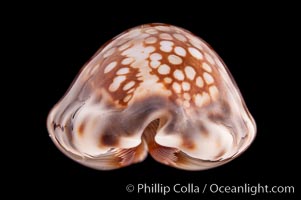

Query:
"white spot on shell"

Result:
[[127, 88, 135, 94], [144, 28, 158, 34], [164, 77, 172, 83], [183, 93, 191, 100], [182, 82, 190, 91], [159, 33, 173, 40], [116, 67, 130, 75], [155, 26, 171, 32], [194, 92, 210, 107], [119, 42, 131, 51], [196, 76, 204, 88], [174, 46, 186, 57], [173, 33, 187, 42], [104, 61, 117, 73], [145, 37, 157, 44], [209, 85, 219, 101], [173, 69, 185, 80], [188, 47, 203, 60], [189, 37, 204, 51], [160, 41, 174, 52], [203, 72, 214, 84], [144, 46, 155, 54], [123, 94, 132, 102], [109, 76, 126, 92], [168, 55, 182, 65], [121, 57, 134, 65], [150, 53, 162, 61], [150, 60, 161, 68], [202, 62, 212, 72], [172, 82, 181, 93], [203, 92, 210, 104], [205, 52, 215, 65], [158, 64, 170, 75], [194, 94, 202, 107], [184, 66, 196, 80], [123, 81, 135, 91], [103, 48, 116, 58], [126, 29, 141, 38]]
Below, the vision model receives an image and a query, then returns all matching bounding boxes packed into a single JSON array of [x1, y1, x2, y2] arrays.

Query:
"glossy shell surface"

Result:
[[47, 23, 256, 170]]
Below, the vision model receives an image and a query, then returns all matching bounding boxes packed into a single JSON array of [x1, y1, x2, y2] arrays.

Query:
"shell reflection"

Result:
[[47, 23, 256, 170]]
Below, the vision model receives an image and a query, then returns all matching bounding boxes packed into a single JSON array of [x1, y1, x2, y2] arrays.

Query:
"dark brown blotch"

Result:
[[182, 139, 195, 150], [198, 123, 209, 137], [208, 112, 226, 122], [77, 123, 85, 136], [100, 134, 119, 146], [220, 100, 231, 115]]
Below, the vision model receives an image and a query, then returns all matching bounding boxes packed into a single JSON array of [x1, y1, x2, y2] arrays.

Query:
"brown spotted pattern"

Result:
[[86, 25, 220, 109], [47, 23, 256, 170]]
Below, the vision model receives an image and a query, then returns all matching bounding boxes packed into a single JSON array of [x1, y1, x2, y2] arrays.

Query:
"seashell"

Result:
[[47, 23, 256, 170]]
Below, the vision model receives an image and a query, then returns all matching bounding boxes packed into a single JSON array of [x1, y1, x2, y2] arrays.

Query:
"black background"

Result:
[[11, 3, 299, 199]]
